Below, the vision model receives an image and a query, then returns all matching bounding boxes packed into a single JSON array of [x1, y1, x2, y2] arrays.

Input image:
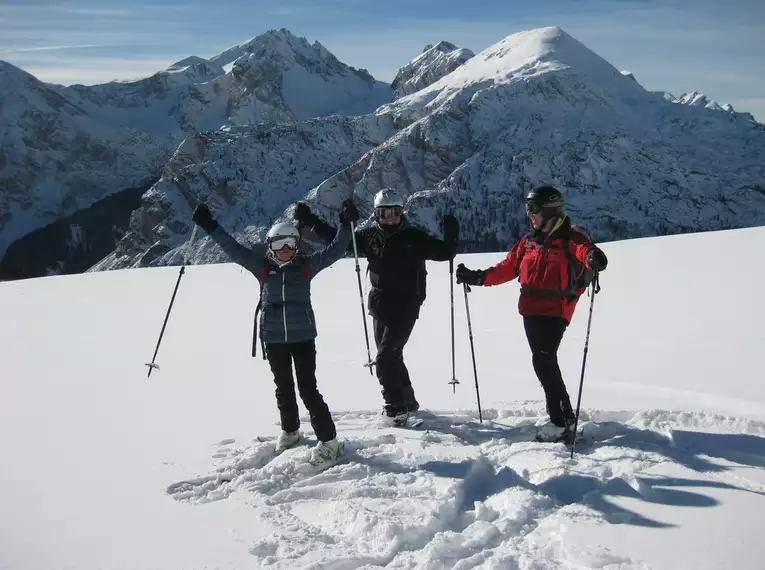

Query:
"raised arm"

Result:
[[303, 199, 359, 276], [294, 201, 366, 256], [192, 203, 265, 276], [209, 228, 266, 276], [305, 224, 351, 276], [410, 214, 459, 261]]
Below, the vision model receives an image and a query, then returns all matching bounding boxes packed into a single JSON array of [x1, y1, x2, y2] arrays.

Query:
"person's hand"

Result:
[[293, 202, 313, 225], [587, 248, 608, 272], [192, 203, 218, 233], [442, 214, 459, 244], [455, 263, 485, 286], [339, 199, 360, 225]]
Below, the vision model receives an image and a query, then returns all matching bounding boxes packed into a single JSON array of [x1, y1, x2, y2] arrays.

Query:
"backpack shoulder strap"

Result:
[[252, 264, 268, 359]]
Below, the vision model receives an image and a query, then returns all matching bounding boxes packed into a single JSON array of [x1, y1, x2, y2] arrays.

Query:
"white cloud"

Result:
[[0, 44, 103, 54], [19, 58, 178, 85]]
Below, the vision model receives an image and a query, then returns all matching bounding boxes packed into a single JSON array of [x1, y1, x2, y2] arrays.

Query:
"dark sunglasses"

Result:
[[376, 206, 403, 218]]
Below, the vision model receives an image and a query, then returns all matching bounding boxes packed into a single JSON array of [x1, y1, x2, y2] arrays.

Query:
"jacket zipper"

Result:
[[282, 272, 288, 342]]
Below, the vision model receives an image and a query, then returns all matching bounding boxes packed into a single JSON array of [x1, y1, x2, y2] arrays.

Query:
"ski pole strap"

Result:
[[592, 273, 601, 294]]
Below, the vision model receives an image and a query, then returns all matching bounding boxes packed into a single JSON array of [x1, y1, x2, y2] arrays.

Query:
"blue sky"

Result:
[[1, 0, 763, 121]]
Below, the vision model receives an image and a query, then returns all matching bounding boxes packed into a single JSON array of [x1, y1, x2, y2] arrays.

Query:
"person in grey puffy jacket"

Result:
[[191, 199, 359, 464]]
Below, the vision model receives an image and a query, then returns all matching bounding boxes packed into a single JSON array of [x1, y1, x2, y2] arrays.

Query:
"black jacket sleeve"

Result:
[[410, 228, 456, 261], [302, 215, 366, 256]]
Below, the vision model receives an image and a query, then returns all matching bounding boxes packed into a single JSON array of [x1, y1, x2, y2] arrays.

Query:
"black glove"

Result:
[[293, 202, 316, 226], [192, 203, 218, 233], [339, 199, 360, 225], [587, 248, 608, 272], [442, 214, 459, 244], [455, 263, 486, 286]]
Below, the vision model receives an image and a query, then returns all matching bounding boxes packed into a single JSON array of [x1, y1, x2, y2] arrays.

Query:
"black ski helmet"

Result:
[[525, 185, 564, 219]]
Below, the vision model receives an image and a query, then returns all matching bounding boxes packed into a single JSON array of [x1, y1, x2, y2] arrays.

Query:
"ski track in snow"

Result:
[[166, 408, 765, 569]]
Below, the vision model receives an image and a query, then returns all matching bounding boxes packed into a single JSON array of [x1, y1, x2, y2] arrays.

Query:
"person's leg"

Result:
[[374, 311, 418, 417], [395, 311, 419, 412], [292, 340, 336, 442], [266, 343, 300, 433], [523, 316, 573, 427], [374, 317, 404, 416]]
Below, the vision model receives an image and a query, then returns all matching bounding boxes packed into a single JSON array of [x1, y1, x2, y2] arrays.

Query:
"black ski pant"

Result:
[[373, 310, 419, 417], [523, 315, 574, 427], [265, 339, 336, 442]]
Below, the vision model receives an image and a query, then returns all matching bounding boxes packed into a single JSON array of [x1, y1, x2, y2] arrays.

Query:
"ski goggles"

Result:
[[525, 199, 563, 214], [375, 206, 403, 219], [269, 236, 299, 251]]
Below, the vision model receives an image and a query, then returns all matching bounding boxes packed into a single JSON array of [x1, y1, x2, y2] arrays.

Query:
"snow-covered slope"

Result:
[[391, 41, 474, 99], [0, 29, 394, 272], [2, 227, 764, 569]]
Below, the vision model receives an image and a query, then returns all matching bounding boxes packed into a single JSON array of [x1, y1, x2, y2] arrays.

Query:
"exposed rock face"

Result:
[[391, 41, 474, 99]]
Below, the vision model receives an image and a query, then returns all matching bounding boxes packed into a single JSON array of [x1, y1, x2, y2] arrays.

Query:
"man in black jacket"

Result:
[[295, 189, 459, 425]]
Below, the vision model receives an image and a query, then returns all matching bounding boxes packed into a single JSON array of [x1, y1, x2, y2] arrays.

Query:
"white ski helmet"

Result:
[[267, 221, 301, 255], [373, 188, 405, 209]]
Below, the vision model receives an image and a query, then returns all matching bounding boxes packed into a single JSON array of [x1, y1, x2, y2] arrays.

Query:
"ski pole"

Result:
[[448, 258, 459, 393], [570, 274, 600, 458], [462, 283, 482, 423], [350, 221, 375, 374], [145, 225, 198, 377]]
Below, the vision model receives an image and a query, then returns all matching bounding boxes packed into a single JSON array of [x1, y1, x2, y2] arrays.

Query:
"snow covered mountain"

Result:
[[94, 26, 765, 271], [391, 41, 474, 99], [56, 28, 389, 134], [0, 29, 394, 277], [91, 115, 396, 270], [0, 61, 166, 264], [3, 26, 765, 278]]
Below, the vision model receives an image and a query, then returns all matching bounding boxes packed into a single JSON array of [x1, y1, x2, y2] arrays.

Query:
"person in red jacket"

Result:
[[455, 186, 608, 434]]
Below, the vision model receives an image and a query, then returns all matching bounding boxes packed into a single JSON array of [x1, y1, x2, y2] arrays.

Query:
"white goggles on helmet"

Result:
[[269, 236, 299, 251]]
